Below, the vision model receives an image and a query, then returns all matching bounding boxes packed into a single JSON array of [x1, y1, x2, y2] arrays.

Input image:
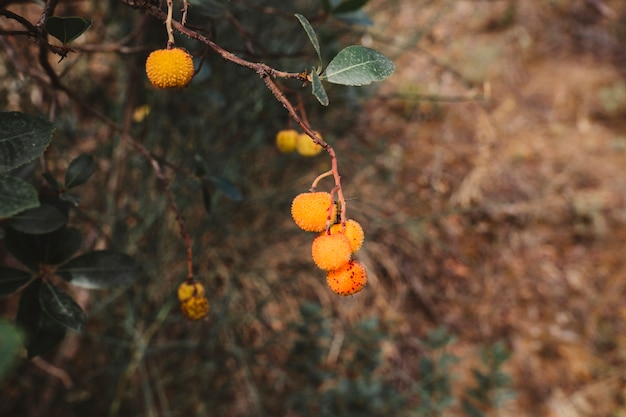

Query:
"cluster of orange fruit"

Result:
[[291, 191, 367, 296], [275, 129, 323, 156], [177, 280, 210, 320]]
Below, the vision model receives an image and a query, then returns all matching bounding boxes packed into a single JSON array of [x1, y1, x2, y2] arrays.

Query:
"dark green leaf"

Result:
[[0, 112, 55, 174], [64, 154, 95, 188], [331, 0, 370, 14], [44, 16, 92, 45], [333, 10, 373, 26], [295, 14, 323, 73], [8, 203, 68, 235], [311, 71, 329, 106], [4, 226, 81, 269], [3, 227, 39, 270], [0, 267, 32, 298], [323, 45, 394, 86], [15, 281, 66, 358], [207, 176, 243, 201], [0, 175, 39, 219], [39, 281, 85, 332], [0, 320, 22, 380], [42, 172, 61, 190], [57, 250, 141, 289]]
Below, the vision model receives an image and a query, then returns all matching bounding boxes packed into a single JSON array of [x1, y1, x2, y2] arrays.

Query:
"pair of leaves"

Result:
[[194, 154, 243, 213], [0, 112, 55, 219], [2, 250, 141, 358], [295, 14, 394, 106]]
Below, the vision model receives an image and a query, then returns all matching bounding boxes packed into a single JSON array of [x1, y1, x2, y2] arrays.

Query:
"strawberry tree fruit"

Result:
[[291, 191, 337, 232], [311, 233, 352, 270], [145, 48, 194, 88], [326, 260, 368, 296]]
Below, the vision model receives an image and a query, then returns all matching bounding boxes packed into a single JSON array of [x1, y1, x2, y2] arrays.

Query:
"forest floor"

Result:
[[349, 0, 626, 415]]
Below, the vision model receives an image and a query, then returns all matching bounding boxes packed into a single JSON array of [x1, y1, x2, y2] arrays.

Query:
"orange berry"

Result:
[[145, 48, 194, 88], [327, 219, 365, 253], [177, 281, 205, 302], [180, 295, 210, 320], [291, 192, 337, 232], [296, 131, 323, 157], [275, 129, 298, 153], [326, 260, 368, 296], [311, 233, 352, 270]]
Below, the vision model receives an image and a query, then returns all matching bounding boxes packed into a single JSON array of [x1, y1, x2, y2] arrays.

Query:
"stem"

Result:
[[310, 170, 333, 191], [165, 0, 174, 48]]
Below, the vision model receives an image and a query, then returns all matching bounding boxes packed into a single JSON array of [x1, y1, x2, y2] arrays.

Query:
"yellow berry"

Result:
[[311, 233, 352, 270], [291, 192, 337, 232], [326, 260, 368, 296], [275, 129, 298, 153], [180, 295, 210, 320], [177, 281, 205, 302], [327, 220, 365, 253], [296, 131, 323, 157], [145, 48, 194, 89]]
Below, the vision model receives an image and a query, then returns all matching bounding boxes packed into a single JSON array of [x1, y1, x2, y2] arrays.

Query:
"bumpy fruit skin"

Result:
[[276, 129, 298, 153], [145, 48, 194, 89], [326, 260, 368, 296], [327, 220, 365, 253], [296, 131, 323, 157], [181, 295, 210, 320], [291, 192, 337, 232], [312, 233, 352, 270], [177, 281, 205, 302]]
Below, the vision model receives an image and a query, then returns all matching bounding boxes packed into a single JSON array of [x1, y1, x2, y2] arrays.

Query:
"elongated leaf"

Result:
[[323, 45, 394, 86], [311, 71, 329, 106], [0, 267, 32, 298], [0, 112, 55, 174], [15, 281, 66, 358], [57, 250, 141, 289], [206, 176, 243, 201], [44, 16, 92, 44], [64, 154, 95, 188], [295, 14, 322, 72], [8, 203, 68, 235], [0, 175, 39, 219], [331, 0, 370, 14], [39, 281, 85, 332], [40, 226, 83, 265], [0, 320, 22, 380]]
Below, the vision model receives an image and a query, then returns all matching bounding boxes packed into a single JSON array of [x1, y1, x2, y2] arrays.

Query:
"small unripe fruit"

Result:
[[177, 281, 205, 302], [326, 260, 368, 296], [275, 129, 298, 153], [145, 48, 194, 89], [180, 295, 210, 320], [296, 131, 323, 157], [327, 219, 365, 253], [312, 233, 352, 270], [291, 192, 337, 232]]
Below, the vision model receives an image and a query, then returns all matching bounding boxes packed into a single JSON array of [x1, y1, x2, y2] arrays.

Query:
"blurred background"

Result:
[[1, 0, 626, 416]]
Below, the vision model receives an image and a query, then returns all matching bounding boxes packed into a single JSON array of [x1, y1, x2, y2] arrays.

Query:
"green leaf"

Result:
[[322, 45, 394, 86], [42, 172, 61, 190], [57, 250, 141, 289], [15, 281, 67, 358], [0, 320, 22, 380], [8, 203, 68, 235], [0, 267, 32, 298], [0, 112, 55, 174], [206, 176, 243, 201], [295, 14, 323, 73], [64, 154, 95, 189], [39, 281, 86, 332], [0, 175, 39, 219], [311, 71, 329, 106], [331, 0, 370, 14], [44, 16, 92, 45], [41, 227, 83, 265]]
